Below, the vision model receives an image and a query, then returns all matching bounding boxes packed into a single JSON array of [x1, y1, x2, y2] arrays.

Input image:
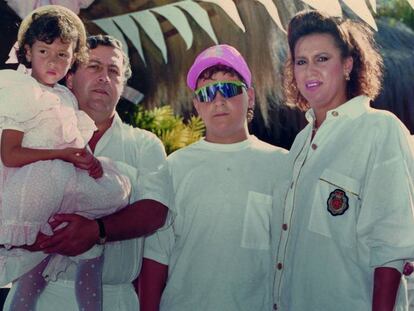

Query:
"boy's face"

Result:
[[193, 71, 254, 144]]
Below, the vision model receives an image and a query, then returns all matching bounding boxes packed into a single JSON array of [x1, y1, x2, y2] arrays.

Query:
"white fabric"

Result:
[[0, 70, 131, 285], [3, 109, 168, 310], [272, 95, 414, 311], [144, 136, 288, 311]]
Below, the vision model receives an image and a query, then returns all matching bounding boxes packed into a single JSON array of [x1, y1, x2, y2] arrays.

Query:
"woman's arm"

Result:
[[372, 267, 401, 311], [1, 129, 84, 167], [138, 258, 168, 311]]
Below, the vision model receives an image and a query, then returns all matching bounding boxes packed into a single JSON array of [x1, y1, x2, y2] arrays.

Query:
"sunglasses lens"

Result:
[[195, 82, 245, 103], [196, 86, 216, 102], [221, 82, 243, 98]]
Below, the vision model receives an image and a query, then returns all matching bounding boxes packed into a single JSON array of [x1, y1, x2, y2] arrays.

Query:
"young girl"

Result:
[[0, 5, 131, 311]]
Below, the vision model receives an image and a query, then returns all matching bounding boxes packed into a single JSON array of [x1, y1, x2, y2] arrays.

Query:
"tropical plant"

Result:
[[378, 0, 414, 30], [133, 105, 205, 154]]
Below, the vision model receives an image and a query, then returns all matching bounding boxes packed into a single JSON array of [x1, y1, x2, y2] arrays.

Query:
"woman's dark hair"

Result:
[[283, 10, 383, 111], [17, 11, 87, 68]]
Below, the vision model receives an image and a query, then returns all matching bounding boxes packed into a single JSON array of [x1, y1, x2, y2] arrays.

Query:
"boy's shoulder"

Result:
[[249, 136, 287, 154], [167, 139, 204, 159], [167, 136, 287, 162]]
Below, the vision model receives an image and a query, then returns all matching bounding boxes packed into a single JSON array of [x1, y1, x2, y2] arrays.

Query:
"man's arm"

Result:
[[37, 199, 168, 256], [372, 267, 401, 311], [137, 258, 168, 311]]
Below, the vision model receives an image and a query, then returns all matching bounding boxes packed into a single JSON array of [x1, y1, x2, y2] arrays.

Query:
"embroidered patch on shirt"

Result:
[[327, 189, 349, 216]]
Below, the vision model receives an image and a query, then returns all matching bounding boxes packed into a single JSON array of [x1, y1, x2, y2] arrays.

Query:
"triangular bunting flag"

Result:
[[151, 4, 194, 50]]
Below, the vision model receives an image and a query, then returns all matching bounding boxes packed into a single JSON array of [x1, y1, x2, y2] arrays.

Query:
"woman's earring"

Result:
[[344, 71, 350, 81], [247, 107, 254, 123]]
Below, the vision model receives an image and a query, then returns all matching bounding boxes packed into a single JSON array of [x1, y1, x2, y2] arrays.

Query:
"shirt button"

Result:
[[311, 143, 317, 150], [277, 262, 283, 270], [282, 223, 288, 231], [331, 111, 339, 116], [273, 303, 278, 310]]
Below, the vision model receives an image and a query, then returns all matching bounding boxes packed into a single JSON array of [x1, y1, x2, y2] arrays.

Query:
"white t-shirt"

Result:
[[144, 136, 288, 311], [273, 95, 414, 311], [4, 113, 169, 311]]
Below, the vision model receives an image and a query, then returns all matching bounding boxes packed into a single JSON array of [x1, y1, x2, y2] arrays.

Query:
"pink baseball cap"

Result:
[[187, 44, 252, 90]]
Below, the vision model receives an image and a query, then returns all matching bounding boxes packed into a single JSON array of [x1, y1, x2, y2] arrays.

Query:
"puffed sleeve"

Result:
[[357, 116, 414, 268], [0, 70, 49, 131], [75, 110, 97, 144]]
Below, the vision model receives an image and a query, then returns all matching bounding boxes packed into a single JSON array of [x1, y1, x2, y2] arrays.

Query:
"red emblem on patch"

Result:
[[327, 189, 349, 216]]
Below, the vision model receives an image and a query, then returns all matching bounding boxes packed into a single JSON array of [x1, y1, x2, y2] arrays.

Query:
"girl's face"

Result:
[[293, 33, 353, 123], [25, 38, 75, 87]]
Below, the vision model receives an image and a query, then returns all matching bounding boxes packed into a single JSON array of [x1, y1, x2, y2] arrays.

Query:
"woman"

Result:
[[272, 10, 414, 311]]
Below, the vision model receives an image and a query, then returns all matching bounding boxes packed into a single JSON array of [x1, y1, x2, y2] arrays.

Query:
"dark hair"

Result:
[[17, 12, 87, 68], [70, 34, 132, 83], [196, 65, 245, 89], [283, 10, 383, 111]]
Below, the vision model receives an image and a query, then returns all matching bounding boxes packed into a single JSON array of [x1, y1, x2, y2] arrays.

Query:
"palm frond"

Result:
[[133, 105, 205, 154]]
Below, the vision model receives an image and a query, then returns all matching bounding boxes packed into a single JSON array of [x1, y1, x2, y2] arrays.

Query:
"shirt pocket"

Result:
[[308, 169, 361, 249], [241, 191, 272, 250]]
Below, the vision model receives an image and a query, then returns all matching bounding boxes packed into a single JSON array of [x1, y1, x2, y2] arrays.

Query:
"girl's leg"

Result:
[[75, 255, 104, 311], [9, 256, 51, 311]]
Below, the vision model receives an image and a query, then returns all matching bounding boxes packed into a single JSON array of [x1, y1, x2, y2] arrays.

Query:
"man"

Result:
[[4, 35, 171, 310]]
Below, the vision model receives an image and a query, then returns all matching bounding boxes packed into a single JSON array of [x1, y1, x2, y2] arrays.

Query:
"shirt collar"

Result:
[[111, 112, 123, 130], [305, 95, 371, 124]]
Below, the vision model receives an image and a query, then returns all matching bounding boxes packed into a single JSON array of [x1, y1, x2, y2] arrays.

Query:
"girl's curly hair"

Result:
[[283, 10, 383, 111], [17, 8, 88, 68]]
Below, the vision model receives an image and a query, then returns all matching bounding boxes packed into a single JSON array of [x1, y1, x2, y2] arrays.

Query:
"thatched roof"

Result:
[[374, 18, 414, 134]]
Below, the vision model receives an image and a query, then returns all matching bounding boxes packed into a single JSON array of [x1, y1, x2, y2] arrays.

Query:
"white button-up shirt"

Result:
[[273, 95, 414, 311]]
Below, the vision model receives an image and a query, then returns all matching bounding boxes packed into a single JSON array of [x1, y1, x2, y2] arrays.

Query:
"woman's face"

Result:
[[293, 33, 353, 120]]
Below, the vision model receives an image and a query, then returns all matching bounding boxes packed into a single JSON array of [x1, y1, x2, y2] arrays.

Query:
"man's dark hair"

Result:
[[71, 34, 132, 82]]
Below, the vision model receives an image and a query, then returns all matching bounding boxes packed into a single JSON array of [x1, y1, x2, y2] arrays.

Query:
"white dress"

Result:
[[0, 70, 131, 285]]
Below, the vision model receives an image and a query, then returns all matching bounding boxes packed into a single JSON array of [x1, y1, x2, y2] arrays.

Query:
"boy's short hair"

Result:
[[187, 44, 251, 90], [196, 64, 245, 85]]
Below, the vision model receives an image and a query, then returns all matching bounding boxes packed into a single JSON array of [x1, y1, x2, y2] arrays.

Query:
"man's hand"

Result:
[[39, 214, 100, 257], [22, 231, 52, 252]]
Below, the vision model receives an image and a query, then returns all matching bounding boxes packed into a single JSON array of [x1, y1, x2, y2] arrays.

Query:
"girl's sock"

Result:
[[75, 255, 104, 311], [9, 256, 50, 311]]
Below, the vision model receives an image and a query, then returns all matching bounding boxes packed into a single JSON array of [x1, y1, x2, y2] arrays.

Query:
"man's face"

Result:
[[66, 45, 125, 124]]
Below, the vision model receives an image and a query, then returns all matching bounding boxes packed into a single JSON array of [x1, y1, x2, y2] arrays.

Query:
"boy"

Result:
[[139, 44, 288, 310]]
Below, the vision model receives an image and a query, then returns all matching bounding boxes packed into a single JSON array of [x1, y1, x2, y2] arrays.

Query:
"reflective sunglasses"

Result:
[[194, 81, 247, 103]]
